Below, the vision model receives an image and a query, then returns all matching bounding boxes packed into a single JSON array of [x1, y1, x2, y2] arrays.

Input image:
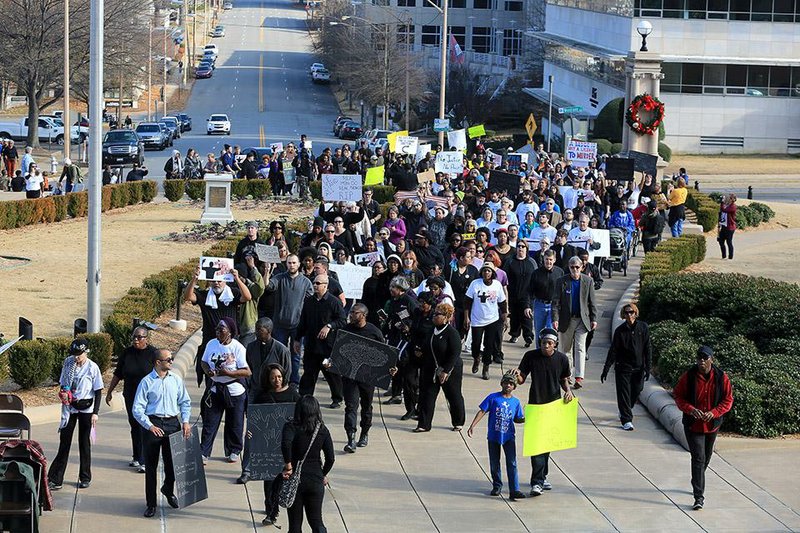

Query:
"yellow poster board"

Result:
[[365, 166, 385, 186], [522, 398, 579, 457], [387, 130, 409, 152], [468, 124, 486, 139]]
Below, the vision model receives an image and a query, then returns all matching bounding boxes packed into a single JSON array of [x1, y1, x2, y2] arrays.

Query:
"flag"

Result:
[[449, 34, 464, 65]]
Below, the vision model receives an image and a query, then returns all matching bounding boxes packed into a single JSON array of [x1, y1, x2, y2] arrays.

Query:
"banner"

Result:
[[433, 118, 450, 132], [322, 174, 362, 202], [522, 398, 579, 457], [447, 129, 467, 152], [417, 169, 436, 183], [387, 130, 409, 153], [566, 140, 598, 167], [395, 136, 419, 156], [415, 143, 431, 163], [467, 124, 486, 139], [365, 166, 385, 186], [198, 257, 234, 281], [329, 263, 372, 299], [435, 151, 463, 174]]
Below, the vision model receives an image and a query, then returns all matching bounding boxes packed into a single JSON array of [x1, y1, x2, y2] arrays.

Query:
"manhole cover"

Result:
[[0, 256, 31, 270]]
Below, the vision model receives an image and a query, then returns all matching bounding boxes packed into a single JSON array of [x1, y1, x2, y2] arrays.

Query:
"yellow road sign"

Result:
[[526, 114, 538, 139]]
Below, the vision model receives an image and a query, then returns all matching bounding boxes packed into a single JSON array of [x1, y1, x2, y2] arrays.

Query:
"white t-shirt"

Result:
[[202, 338, 248, 396], [515, 202, 539, 222], [61, 357, 104, 414], [466, 279, 506, 327], [563, 187, 581, 210], [567, 227, 594, 249], [25, 174, 43, 192], [527, 226, 557, 251]]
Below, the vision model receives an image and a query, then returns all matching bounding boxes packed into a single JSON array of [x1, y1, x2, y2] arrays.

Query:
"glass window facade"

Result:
[[421, 25, 441, 46], [451, 26, 467, 47], [472, 27, 492, 52], [503, 29, 523, 55], [662, 62, 800, 96], [548, 0, 634, 17], [545, 44, 627, 88], [635, 0, 800, 21]]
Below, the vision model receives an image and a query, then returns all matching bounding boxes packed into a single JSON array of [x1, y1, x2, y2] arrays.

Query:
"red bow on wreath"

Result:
[[626, 93, 665, 136]]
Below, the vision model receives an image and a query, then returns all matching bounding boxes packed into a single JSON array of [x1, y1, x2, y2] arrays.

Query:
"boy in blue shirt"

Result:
[[467, 371, 526, 500]]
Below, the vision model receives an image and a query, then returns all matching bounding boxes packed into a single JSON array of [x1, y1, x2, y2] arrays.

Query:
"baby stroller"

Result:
[[605, 227, 629, 277]]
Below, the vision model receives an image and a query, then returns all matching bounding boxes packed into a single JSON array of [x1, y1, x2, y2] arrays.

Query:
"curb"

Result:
[[26, 328, 202, 427], [611, 280, 689, 451]]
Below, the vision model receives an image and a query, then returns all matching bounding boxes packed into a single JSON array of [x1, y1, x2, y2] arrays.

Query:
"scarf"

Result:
[[58, 356, 78, 430], [205, 286, 234, 310]]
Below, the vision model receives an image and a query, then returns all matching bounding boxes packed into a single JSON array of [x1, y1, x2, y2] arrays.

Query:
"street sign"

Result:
[[525, 114, 538, 139], [558, 106, 584, 115], [433, 118, 450, 132]]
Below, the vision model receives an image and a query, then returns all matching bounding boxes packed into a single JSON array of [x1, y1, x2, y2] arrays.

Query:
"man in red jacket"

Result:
[[673, 345, 733, 510]]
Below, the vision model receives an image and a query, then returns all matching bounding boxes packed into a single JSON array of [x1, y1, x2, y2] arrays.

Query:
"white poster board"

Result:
[[255, 244, 281, 263], [415, 143, 431, 163], [322, 174, 362, 202], [396, 136, 419, 156], [587, 229, 610, 261], [435, 152, 463, 174], [199, 257, 235, 282], [487, 151, 503, 167], [433, 118, 450, 132], [354, 251, 382, 267], [329, 263, 372, 299], [270, 142, 283, 154], [447, 129, 467, 151], [566, 140, 598, 167]]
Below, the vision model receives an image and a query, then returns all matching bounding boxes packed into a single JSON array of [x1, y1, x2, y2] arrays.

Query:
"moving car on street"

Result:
[[312, 69, 331, 83], [211, 25, 225, 37], [102, 129, 144, 167], [339, 121, 363, 140], [207, 114, 231, 135], [177, 113, 192, 132], [135, 122, 170, 150]]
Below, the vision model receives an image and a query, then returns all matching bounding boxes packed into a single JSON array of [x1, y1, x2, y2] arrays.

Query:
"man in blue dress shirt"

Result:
[[133, 349, 192, 518]]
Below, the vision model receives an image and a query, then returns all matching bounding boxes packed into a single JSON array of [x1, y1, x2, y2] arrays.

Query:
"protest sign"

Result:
[[246, 403, 294, 480], [506, 153, 523, 172], [322, 174, 362, 202], [467, 124, 486, 139], [354, 251, 382, 267], [460, 232, 476, 241], [522, 398, 579, 457], [433, 118, 450, 132], [487, 151, 503, 167], [586, 228, 610, 261], [626, 150, 658, 177], [328, 330, 398, 389], [396, 136, 419, 156], [198, 257, 234, 282], [365, 166, 385, 186], [255, 244, 281, 264], [605, 158, 635, 182], [387, 130, 409, 152], [415, 143, 431, 163], [270, 142, 284, 153], [435, 151, 463, 174], [417, 169, 436, 183], [566, 140, 598, 167], [169, 426, 208, 508], [447, 129, 467, 152], [488, 170, 521, 194], [329, 263, 372, 299]]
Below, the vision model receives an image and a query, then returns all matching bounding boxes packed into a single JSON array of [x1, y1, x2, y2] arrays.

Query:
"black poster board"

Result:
[[604, 158, 635, 182], [328, 330, 398, 390], [626, 150, 658, 177], [247, 403, 294, 481], [488, 170, 522, 194], [169, 425, 208, 509]]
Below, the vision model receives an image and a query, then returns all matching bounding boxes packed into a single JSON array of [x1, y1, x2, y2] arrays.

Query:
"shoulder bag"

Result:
[[278, 423, 321, 508]]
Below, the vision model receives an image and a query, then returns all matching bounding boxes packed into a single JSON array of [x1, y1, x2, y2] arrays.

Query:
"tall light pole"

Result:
[[426, 0, 448, 147], [547, 74, 553, 152], [183, 0, 189, 85], [163, 24, 168, 117], [63, 0, 70, 161], [148, 18, 153, 120], [87, 0, 104, 332]]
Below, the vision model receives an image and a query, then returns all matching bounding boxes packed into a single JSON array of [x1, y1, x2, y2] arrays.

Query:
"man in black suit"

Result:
[[551, 256, 597, 389], [551, 229, 584, 271]]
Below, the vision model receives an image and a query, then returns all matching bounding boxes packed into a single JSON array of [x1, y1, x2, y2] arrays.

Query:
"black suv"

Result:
[[177, 113, 192, 132], [102, 129, 144, 166]]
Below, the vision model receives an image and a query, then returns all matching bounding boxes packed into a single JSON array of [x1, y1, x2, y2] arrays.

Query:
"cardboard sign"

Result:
[[270, 142, 284, 153], [198, 257, 234, 282], [365, 165, 385, 186], [566, 140, 598, 167], [433, 118, 450, 132], [435, 151, 463, 174], [329, 330, 398, 389], [415, 143, 431, 163], [488, 169, 521, 194], [169, 426, 208, 508], [626, 150, 658, 177], [329, 263, 372, 299], [417, 169, 436, 183], [395, 136, 419, 156], [255, 244, 281, 264], [605, 158, 635, 182], [246, 403, 294, 481], [522, 398, 579, 457], [461, 232, 476, 241], [387, 130, 409, 153], [467, 124, 486, 139], [587, 228, 610, 261], [447, 129, 467, 152], [322, 174, 362, 202], [354, 251, 382, 267], [487, 151, 503, 167]]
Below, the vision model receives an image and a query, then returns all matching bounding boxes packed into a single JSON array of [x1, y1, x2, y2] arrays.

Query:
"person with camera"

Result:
[[717, 193, 737, 260], [48, 339, 104, 491], [381, 276, 419, 414]]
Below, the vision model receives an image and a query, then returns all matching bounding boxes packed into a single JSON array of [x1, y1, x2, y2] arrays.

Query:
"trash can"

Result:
[[18, 318, 32, 341]]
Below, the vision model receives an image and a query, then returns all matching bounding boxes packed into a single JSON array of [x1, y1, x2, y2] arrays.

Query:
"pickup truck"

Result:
[[0, 117, 70, 144]]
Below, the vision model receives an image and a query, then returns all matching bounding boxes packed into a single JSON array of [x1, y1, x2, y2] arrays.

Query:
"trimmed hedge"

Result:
[[0, 181, 157, 230], [309, 180, 397, 204], [592, 138, 612, 155], [164, 179, 185, 201], [164, 179, 275, 202], [639, 234, 705, 284], [186, 180, 206, 201], [658, 142, 672, 163], [685, 190, 719, 231]]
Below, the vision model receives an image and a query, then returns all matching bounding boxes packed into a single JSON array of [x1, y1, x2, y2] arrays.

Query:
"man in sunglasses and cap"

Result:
[[673, 345, 733, 511]]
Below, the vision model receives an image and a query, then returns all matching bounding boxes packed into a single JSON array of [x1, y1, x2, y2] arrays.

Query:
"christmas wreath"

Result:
[[625, 93, 665, 135]]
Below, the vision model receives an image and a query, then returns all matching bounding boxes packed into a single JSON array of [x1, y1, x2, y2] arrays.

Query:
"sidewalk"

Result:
[[35, 253, 800, 532]]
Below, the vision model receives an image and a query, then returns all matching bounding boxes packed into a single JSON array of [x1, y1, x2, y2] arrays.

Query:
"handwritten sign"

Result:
[[365, 166, 385, 186], [247, 403, 294, 481], [396, 136, 419, 156], [169, 425, 208, 508], [354, 251, 382, 267], [522, 398, 579, 457], [329, 330, 398, 389], [329, 263, 372, 299], [415, 143, 431, 163], [566, 140, 597, 167], [487, 151, 503, 167], [417, 169, 436, 183], [255, 244, 281, 264], [387, 130, 408, 153], [467, 124, 486, 139], [322, 174, 362, 202], [586, 228, 610, 261], [435, 152, 463, 174], [447, 129, 467, 152], [198, 257, 234, 282]]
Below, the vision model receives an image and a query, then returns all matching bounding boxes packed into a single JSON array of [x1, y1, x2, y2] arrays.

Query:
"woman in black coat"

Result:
[[281, 396, 334, 533], [414, 303, 466, 432]]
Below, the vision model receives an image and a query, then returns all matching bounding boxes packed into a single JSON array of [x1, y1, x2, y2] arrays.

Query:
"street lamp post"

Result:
[[148, 18, 153, 121], [547, 74, 553, 152], [87, 0, 104, 332], [63, 0, 70, 162], [438, 0, 448, 148]]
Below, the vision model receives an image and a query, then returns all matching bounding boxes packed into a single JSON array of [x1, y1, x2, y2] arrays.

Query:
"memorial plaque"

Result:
[[208, 186, 227, 208]]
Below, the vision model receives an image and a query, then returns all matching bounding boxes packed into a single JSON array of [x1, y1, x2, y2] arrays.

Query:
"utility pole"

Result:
[[383, 24, 389, 130], [163, 25, 168, 117], [547, 74, 553, 152], [192, 0, 197, 67], [87, 0, 104, 332], [63, 0, 70, 162], [148, 18, 153, 121], [183, 0, 189, 85], [438, 0, 449, 148]]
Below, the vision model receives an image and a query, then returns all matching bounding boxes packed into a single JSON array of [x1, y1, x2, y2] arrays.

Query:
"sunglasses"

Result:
[[313, 281, 327, 286], [697, 355, 711, 361], [325, 230, 335, 233], [133, 335, 148, 339], [624, 310, 636, 315], [158, 357, 174, 363], [570, 266, 582, 270]]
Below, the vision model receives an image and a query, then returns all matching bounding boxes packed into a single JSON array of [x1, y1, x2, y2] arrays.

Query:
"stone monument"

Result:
[[200, 174, 234, 224]]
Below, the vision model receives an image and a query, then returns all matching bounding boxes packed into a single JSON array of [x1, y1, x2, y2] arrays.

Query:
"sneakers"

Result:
[[357, 432, 369, 447], [78, 481, 91, 489], [692, 498, 704, 510], [490, 487, 501, 496], [137, 464, 146, 473], [509, 336, 518, 343], [510, 491, 527, 501], [524, 340, 532, 348], [228, 453, 239, 463], [622, 422, 635, 431], [201, 455, 208, 465], [48, 481, 63, 491], [573, 377, 584, 389], [529, 484, 543, 497], [129, 460, 141, 468], [542, 480, 552, 491]]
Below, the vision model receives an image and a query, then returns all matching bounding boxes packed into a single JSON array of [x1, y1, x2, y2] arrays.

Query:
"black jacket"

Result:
[[603, 320, 652, 373], [529, 265, 564, 306], [296, 292, 347, 358], [502, 256, 537, 301]]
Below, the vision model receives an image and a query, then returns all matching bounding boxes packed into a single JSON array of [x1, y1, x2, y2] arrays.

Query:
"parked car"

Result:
[[361, 128, 392, 150], [135, 122, 169, 150], [159, 117, 181, 140], [102, 129, 144, 166], [177, 113, 192, 132], [204, 44, 219, 54], [158, 122, 174, 146], [202, 49, 218, 62], [333, 116, 352, 136], [41, 115, 87, 143], [207, 113, 231, 135], [198, 57, 216, 69], [309, 63, 325, 76], [339, 121, 363, 140], [211, 25, 225, 37], [0, 117, 65, 144], [223, 1, 233, 9], [237, 146, 274, 163], [312, 69, 331, 83], [196, 65, 213, 79]]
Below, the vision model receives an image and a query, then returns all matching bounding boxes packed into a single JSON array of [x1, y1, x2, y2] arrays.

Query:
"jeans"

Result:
[[532, 300, 553, 345], [48, 412, 93, 485], [273, 326, 301, 385], [684, 429, 717, 500], [560, 318, 589, 379], [530, 452, 550, 487], [671, 218, 684, 237], [142, 416, 180, 507], [200, 388, 246, 458], [488, 439, 519, 494], [614, 365, 646, 424]]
